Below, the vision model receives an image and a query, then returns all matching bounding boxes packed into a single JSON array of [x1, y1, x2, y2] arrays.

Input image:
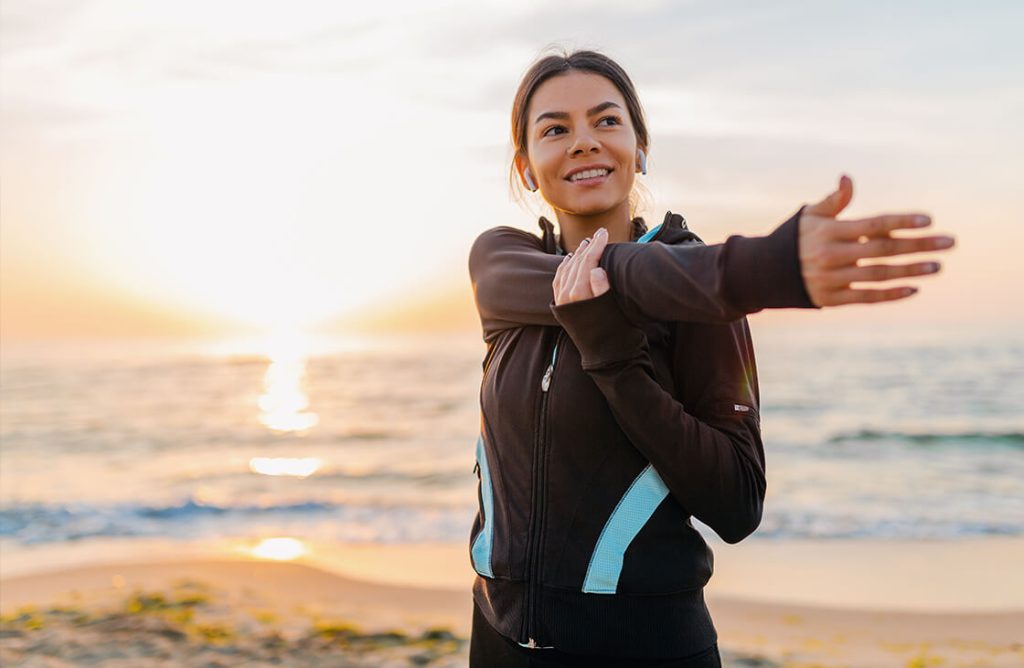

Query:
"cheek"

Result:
[[534, 152, 560, 183]]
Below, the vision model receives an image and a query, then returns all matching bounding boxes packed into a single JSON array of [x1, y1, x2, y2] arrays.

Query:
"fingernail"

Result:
[[925, 262, 940, 273], [914, 215, 930, 226], [935, 237, 954, 248], [596, 227, 607, 237], [904, 287, 918, 296]]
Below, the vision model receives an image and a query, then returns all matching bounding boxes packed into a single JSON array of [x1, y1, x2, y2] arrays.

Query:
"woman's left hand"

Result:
[[553, 227, 611, 305]]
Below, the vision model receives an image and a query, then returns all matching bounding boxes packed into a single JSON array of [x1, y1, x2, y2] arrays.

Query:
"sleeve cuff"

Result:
[[550, 289, 649, 370], [720, 205, 820, 312]]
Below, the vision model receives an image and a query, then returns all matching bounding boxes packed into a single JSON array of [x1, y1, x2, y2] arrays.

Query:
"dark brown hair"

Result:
[[509, 46, 652, 218]]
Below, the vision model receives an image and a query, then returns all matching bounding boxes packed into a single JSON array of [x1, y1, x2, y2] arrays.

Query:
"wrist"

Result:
[[721, 205, 819, 312]]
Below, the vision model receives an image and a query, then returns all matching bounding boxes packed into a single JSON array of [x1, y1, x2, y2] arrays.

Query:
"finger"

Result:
[[585, 229, 608, 266], [832, 234, 956, 265], [827, 285, 918, 305], [831, 213, 933, 241], [552, 255, 568, 295], [575, 231, 607, 287], [823, 260, 941, 288], [564, 240, 590, 295], [590, 267, 610, 296], [564, 242, 594, 302], [573, 231, 605, 280], [805, 174, 853, 218]]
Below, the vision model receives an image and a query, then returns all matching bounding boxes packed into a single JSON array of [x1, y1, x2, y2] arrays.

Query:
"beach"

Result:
[[2, 331, 1021, 665], [2, 537, 1022, 667]]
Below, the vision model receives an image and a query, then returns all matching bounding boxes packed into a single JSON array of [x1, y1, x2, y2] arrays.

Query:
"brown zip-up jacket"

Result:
[[467, 205, 817, 659]]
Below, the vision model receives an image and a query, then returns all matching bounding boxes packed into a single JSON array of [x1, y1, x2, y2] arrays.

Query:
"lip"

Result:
[[564, 164, 615, 181]]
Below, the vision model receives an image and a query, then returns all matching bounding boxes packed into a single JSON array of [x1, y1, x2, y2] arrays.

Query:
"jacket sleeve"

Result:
[[550, 288, 766, 545], [468, 206, 817, 343]]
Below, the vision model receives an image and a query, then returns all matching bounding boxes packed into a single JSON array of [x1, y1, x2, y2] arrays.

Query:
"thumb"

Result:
[[805, 174, 853, 217], [590, 267, 610, 296]]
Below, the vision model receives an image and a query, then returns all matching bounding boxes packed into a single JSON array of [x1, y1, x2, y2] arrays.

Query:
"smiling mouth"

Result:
[[566, 169, 613, 186]]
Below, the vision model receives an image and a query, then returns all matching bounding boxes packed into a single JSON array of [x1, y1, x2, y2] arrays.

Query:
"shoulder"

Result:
[[649, 210, 707, 247], [468, 226, 545, 278]]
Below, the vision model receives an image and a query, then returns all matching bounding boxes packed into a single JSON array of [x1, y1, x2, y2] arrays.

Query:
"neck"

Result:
[[555, 199, 633, 253]]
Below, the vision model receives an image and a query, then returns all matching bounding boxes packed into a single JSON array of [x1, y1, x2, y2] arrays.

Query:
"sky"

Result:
[[2, 0, 1022, 344]]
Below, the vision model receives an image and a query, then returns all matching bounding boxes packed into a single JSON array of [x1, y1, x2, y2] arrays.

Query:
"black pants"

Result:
[[469, 599, 722, 667]]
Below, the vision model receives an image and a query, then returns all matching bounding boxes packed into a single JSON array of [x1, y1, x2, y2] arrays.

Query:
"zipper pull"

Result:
[[541, 364, 554, 392], [540, 339, 560, 392], [473, 461, 480, 475]]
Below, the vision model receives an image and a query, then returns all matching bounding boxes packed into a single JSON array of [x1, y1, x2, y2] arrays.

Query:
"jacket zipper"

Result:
[[518, 224, 672, 648], [522, 328, 563, 648]]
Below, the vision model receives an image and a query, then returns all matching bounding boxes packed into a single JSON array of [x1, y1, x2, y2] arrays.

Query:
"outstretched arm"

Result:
[[469, 206, 813, 342]]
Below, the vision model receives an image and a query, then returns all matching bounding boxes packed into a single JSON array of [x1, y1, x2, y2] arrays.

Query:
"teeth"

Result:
[[569, 168, 609, 181]]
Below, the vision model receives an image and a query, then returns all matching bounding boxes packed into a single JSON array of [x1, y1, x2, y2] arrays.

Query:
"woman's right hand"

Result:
[[798, 175, 955, 306]]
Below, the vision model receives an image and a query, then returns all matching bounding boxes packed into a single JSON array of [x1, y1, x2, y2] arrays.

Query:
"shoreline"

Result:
[[2, 539, 1023, 666]]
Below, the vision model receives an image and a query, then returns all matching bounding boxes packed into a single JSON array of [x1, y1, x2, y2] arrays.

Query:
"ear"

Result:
[[514, 153, 531, 187], [514, 152, 525, 173], [635, 145, 648, 173]]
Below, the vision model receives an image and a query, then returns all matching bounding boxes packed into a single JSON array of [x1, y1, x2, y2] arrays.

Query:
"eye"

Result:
[[541, 116, 622, 138]]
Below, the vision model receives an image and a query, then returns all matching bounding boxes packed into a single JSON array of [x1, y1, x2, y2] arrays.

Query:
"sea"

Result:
[[1, 324, 1022, 577]]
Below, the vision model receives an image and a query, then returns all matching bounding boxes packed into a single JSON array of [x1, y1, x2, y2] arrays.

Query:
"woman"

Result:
[[466, 49, 954, 667]]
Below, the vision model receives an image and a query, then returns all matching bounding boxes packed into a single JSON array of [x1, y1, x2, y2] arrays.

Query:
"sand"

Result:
[[2, 539, 1022, 667]]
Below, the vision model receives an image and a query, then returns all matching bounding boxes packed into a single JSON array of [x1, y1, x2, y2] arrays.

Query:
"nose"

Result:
[[568, 129, 600, 156]]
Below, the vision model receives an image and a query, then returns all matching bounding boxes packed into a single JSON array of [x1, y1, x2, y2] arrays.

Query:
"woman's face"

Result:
[[518, 71, 639, 217]]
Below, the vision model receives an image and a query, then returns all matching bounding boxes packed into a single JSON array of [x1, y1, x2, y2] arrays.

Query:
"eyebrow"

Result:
[[534, 101, 622, 125]]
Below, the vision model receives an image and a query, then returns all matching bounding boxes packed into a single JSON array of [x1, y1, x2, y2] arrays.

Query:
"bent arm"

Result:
[[468, 206, 817, 342], [468, 226, 562, 340], [550, 289, 766, 544]]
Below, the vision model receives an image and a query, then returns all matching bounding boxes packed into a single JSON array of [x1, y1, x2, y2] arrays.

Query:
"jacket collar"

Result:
[[537, 210, 699, 255]]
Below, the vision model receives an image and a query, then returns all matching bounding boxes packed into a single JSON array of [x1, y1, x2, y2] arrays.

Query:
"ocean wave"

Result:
[[753, 514, 1024, 540], [0, 496, 473, 545], [826, 429, 1024, 447]]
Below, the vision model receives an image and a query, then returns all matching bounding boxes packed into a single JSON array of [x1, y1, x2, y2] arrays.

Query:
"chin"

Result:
[[559, 192, 626, 215]]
